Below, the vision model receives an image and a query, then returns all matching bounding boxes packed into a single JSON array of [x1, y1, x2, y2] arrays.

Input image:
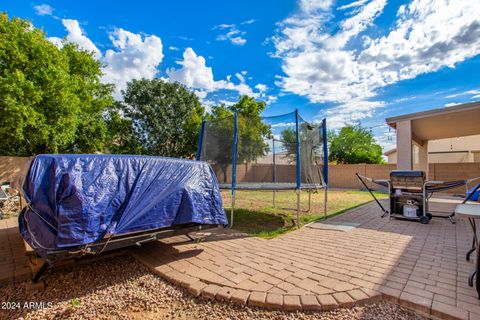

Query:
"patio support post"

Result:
[[396, 120, 413, 170]]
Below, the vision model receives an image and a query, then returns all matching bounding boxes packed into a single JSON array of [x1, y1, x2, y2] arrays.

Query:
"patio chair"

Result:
[[0, 182, 20, 219]]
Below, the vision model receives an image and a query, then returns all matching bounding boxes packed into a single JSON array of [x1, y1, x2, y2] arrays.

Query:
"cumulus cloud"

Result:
[[102, 28, 164, 98], [214, 23, 247, 46], [33, 4, 54, 16], [167, 47, 261, 99], [49, 19, 164, 99], [273, 0, 480, 127], [62, 19, 102, 59]]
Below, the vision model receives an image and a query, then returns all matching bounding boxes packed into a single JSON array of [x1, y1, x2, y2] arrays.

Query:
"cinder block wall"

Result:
[[0, 156, 32, 189], [2, 156, 479, 195]]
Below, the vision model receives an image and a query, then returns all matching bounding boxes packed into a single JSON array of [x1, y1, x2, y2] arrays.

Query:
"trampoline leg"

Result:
[[308, 190, 311, 212], [32, 262, 49, 283], [324, 187, 328, 220], [296, 190, 300, 228], [273, 190, 276, 207], [230, 193, 235, 228]]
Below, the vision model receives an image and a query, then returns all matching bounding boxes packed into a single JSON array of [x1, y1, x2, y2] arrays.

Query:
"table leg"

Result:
[[467, 218, 480, 299], [468, 218, 478, 261], [477, 233, 480, 299]]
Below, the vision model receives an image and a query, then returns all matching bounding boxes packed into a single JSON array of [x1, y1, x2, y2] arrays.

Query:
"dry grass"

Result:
[[222, 189, 387, 238]]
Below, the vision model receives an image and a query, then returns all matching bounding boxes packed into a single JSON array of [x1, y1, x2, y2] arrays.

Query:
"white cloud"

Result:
[[241, 19, 256, 25], [166, 48, 269, 104], [337, 0, 369, 11], [48, 19, 164, 99], [33, 4, 54, 16], [102, 28, 164, 98], [168, 46, 179, 51], [235, 73, 245, 83], [55, 19, 102, 59], [47, 36, 63, 47], [214, 23, 247, 46], [273, 0, 480, 128], [445, 89, 480, 98], [444, 102, 461, 107], [255, 83, 268, 93], [167, 48, 216, 90]]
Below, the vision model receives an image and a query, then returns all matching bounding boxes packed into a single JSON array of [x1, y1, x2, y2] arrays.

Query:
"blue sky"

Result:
[[2, 0, 480, 151]]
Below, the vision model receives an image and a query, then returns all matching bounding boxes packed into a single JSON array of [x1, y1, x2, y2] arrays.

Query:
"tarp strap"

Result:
[[24, 210, 58, 251], [26, 203, 58, 232]]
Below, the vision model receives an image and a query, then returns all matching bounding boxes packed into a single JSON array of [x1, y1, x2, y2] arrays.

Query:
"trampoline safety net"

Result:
[[196, 110, 328, 191]]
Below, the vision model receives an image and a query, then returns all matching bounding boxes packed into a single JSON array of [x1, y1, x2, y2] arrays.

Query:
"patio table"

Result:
[[455, 203, 480, 299]]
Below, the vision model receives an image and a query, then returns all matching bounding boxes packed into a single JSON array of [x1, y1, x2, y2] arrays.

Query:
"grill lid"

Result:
[[390, 170, 425, 178]]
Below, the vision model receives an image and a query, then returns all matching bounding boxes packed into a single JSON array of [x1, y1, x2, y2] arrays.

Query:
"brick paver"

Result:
[[130, 200, 480, 319], [3, 200, 480, 319], [0, 218, 32, 285]]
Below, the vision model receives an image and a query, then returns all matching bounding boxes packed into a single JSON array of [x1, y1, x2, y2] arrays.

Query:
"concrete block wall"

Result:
[[1, 156, 479, 195]]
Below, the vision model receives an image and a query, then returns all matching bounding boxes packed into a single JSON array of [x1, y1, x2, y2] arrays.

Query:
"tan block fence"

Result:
[[1, 156, 480, 195]]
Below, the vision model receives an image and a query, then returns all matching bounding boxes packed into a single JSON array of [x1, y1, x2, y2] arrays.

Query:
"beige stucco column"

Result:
[[396, 120, 412, 170], [412, 140, 428, 176], [413, 140, 429, 174]]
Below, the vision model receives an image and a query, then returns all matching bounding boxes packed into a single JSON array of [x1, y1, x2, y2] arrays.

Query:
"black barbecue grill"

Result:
[[356, 170, 480, 225], [389, 170, 431, 224]]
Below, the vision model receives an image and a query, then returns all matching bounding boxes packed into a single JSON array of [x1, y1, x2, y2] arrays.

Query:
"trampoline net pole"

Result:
[[272, 136, 276, 207], [295, 109, 301, 228], [230, 110, 239, 228]]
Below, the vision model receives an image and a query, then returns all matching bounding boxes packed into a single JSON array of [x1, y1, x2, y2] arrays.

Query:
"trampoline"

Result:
[[196, 109, 328, 227]]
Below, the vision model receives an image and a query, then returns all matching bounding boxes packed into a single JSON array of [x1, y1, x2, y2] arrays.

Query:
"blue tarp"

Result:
[[468, 183, 480, 201], [19, 154, 227, 259]]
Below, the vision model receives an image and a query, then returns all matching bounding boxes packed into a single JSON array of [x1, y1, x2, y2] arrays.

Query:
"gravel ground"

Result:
[[0, 254, 424, 320]]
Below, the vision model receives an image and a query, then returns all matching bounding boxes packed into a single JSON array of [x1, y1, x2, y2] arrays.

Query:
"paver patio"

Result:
[[131, 200, 480, 320], [0, 218, 31, 285], [2, 198, 480, 319]]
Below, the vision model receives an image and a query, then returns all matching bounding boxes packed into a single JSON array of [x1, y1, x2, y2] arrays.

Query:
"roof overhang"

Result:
[[386, 101, 480, 143]]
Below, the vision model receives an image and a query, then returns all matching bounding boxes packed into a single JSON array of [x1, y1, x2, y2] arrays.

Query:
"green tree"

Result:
[[118, 79, 204, 158], [204, 96, 270, 182], [329, 123, 384, 164], [104, 102, 143, 155], [0, 14, 114, 155]]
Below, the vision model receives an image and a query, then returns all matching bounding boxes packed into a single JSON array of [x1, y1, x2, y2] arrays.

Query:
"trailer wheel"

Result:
[[426, 213, 433, 220], [419, 216, 429, 224]]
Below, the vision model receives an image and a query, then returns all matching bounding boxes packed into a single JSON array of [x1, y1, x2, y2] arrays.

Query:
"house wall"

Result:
[[386, 134, 480, 164]]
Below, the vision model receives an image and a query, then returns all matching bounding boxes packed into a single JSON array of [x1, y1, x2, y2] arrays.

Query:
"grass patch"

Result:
[[223, 189, 387, 238]]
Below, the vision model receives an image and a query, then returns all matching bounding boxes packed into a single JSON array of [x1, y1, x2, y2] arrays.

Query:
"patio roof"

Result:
[[386, 101, 480, 142]]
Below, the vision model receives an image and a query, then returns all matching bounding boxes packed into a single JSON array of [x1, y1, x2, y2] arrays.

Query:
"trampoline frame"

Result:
[[196, 109, 329, 228]]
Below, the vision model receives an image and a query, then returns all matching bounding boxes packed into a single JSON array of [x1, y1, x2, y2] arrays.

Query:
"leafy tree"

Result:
[[0, 13, 114, 155], [104, 102, 143, 155], [118, 79, 205, 158], [204, 96, 270, 182], [329, 123, 384, 164]]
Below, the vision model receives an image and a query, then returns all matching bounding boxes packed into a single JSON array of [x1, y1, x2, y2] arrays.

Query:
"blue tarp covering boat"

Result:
[[19, 154, 227, 260]]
